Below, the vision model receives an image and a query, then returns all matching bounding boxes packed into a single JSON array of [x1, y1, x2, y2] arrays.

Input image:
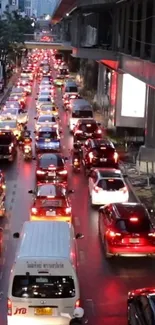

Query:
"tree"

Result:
[[0, 10, 35, 84]]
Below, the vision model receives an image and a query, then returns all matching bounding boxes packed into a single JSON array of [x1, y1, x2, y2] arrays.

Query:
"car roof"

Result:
[[78, 118, 96, 124], [37, 183, 66, 197], [38, 114, 55, 119], [95, 168, 121, 175], [38, 126, 58, 132], [113, 203, 149, 220], [91, 138, 115, 148]]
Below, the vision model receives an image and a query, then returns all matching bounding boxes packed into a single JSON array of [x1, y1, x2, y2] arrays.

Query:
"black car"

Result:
[[82, 138, 119, 169], [36, 153, 68, 183], [0, 130, 17, 162], [73, 119, 102, 142], [35, 126, 61, 153], [128, 287, 155, 325]]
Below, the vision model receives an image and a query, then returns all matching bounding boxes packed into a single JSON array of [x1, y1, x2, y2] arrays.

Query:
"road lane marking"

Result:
[[79, 250, 85, 264]]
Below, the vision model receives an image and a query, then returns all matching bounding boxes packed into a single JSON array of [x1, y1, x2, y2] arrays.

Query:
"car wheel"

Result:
[[104, 238, 112, 259]]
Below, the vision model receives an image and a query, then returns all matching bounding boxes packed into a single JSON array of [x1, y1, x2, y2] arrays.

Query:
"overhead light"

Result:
[[66, 13, 69, 16]]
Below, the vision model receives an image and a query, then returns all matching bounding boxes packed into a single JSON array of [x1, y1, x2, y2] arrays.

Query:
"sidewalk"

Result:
[[0, 70, 20, 106]]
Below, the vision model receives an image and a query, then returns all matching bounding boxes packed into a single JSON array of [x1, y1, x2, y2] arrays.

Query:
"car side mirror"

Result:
[[98, 122, 101, 126], [76, 233, 84, 239], [99, 206, 104, 212], [13, 232, 20, 238], [32, 157, 36, 160], [34, 131, 36, 134], [28, 190, 33, 194], [59, 130, 62, 134], [64, 157, 68, 161], [123, 174, 128, 178], [35, 97, 37, 100], [34, 117, 37, 120]]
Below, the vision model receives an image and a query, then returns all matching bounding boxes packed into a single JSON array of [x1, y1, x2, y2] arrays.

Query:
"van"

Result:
[[8, 221, 84, 325], [63, 80, 78, 96], [68, 99, 93, 131]]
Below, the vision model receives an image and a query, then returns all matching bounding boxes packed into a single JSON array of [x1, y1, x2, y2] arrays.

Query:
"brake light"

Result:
[[66, 207, 71, 214], [31, 207, 37, 214], [36, 170, 45, 175], [148, 232, 155, 237], [97, 129, 102, 134], [107, 230, 121, 238], [75, 299, 80, 307], [59, 170, 67, 175], [7, 298, 12, 316], [130, 217, 138, 222], [76, 130, 83, 134], [89, 152, 94, 161], [9, 143, 14, 152], [114, 152, 118, 163]]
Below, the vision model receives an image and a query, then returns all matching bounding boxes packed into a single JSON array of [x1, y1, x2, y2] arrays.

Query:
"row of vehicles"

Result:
[[2, 49, 155, 325], [7, 50, 85, 325]]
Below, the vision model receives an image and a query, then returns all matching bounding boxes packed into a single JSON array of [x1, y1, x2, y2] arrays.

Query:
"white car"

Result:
[[1, 108, 28, 124], [35, 114, 59, 131], [36, 96, 53, 109], [88, 168, 129, 206]]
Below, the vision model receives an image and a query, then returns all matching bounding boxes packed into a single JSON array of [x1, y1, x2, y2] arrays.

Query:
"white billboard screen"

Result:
[[121, 74, 146, 118]]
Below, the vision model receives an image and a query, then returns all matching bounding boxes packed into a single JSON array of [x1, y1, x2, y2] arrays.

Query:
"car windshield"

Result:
[[0, 133, 13, 144], [0, 121, 17, 128], [97, 178, 124, 190], [36, 198, 66, 208], [2, 109, 17, 115], [41, 107, 56, 112], [12, 276, 75, 298], [38, 116, 56, 123], [72, 110, 93, 118], [66, 87, 77, 93], [38, 97, 51, 102], [40, 92, 50, 97], [79, 123, 97, 132], [38, 131, 57, 139], [60, 69, 68, 75], [40, 154, 64, 168], [116, 218, 151, 233]]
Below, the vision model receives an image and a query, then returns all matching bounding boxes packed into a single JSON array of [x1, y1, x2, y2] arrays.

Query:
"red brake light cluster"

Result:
[[7, 298, 12, 316], [130, 217, 138, 222]]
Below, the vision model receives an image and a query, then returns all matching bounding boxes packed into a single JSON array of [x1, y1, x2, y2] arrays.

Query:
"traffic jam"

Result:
[[0, 49, 155, 325]]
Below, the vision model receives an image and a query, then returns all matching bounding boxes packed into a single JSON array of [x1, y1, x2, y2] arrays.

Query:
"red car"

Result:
[[98, 202, 155, 258]]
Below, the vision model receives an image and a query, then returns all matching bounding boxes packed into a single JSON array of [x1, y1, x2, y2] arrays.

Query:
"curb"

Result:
[[119, 160, 141, 204]]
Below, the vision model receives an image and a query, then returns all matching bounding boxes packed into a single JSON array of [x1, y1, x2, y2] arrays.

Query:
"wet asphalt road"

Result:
[[0, 66, 155, 325]]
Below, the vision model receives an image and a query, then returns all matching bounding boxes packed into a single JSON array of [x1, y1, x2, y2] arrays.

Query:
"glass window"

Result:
[[40, 154, 64, 168], [97, 179, 124, 191], [38, 131, 57, 139], [116, 218, 151, 233], [72, 110, 93, 118], [38, 116, 56, 123], [12, 276, 75, 299]]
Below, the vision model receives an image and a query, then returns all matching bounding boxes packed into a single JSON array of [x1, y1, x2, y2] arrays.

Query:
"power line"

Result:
[[129, 35, 155, 46], [129, 15, 155, 23]]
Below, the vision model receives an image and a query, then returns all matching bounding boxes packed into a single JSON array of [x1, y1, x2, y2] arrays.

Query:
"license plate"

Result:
[[34, 307, 52, 315], [129, 238, 139, 243], [46, 211, 56, 216], [48, 172, 55, 176], [45, 139, 50, 142], [100, 158, 107, 162]]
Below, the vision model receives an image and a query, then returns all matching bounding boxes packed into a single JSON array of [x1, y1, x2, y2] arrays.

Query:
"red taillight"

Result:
[[31, 207, 37, 214], [65, 207, 71, 214], [89, 152, 94, 161], [36, 170, 45, 175], [129, 217, 138, 222], [75, 299, 80, 307], [97, 129, 102, 134], [59, 170, 67, 175], [76, 130, 83, 134], [107, 230, 121, 238], [148, 232, 155, 237], [114, 152, 119, 163], [7, 298, 12, 316]]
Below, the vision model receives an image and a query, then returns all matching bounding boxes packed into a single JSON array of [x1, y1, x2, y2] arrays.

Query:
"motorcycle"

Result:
[[23, 144, 32, 160], [72, 157, 81, 172]]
